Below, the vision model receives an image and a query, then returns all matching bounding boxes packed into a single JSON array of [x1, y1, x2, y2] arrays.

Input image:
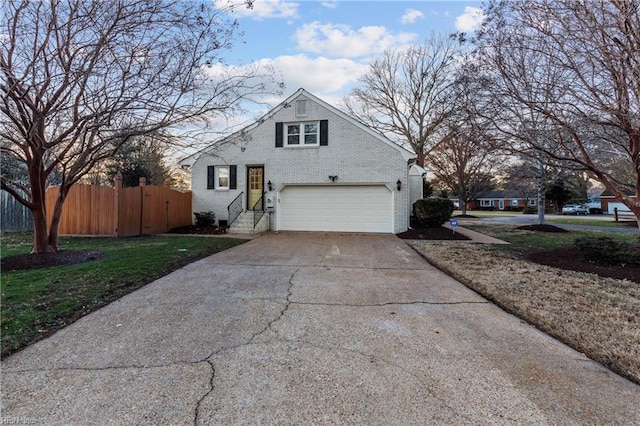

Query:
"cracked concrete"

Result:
[[2, 232, 639, 424]]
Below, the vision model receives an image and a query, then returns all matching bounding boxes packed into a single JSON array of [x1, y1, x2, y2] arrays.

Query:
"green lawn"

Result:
[[546, 217, 637, 228], [1, 233, 247, 357], [456, 211, 518, 218], [464, 223, 638, 252]]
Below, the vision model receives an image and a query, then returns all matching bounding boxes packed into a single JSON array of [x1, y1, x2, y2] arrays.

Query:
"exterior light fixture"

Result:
[[397, 180, 402, 191], [329, 175, 338, 182], [267, 180, 273, 191]]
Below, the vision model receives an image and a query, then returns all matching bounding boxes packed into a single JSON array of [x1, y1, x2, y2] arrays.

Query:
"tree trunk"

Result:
[[31, 204, 53, 253], [632, 205, 640, 234], [630, 184, 640, 234], [636, 167, 640, 234], [461, 200, 468, 216], [28, 155, 56, 253], [537, 160, 545, 225], [47, 185, 72, 252]]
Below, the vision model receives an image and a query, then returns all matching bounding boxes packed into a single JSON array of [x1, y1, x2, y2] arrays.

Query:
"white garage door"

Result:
[[279, 185, 393, 233], [608, 202, 632, 215]]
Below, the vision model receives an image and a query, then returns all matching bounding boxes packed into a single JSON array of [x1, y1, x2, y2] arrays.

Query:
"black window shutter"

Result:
[[320, 120, 328, 146], [275, 122, 283, 147], [207, 166, 215, 189], [229, 165, 237, 189]]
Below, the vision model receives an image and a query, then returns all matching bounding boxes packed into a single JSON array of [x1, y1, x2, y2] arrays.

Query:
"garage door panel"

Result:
[[279, 185, 392, 233]]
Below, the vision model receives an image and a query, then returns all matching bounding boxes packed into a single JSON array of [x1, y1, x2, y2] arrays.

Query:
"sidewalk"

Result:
[[442, 222, 509, 244]]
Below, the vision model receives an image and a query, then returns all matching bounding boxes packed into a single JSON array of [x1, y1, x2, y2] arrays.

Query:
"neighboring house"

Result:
[[600, 189, 635, 214], [180, 89, 419, 234], [456, 190, 553, 211]]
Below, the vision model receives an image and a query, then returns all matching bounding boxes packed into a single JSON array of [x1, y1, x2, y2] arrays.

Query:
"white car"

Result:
[[562, 204, 589, 215]]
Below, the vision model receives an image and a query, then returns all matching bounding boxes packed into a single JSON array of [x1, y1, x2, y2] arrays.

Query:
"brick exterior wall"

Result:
[[190, 90, 414, 233]]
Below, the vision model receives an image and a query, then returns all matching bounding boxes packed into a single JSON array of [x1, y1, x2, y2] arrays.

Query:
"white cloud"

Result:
[[321, 1, 338, 8], [401, 9, 424, 25], [455, 6, 485, 32], [202, 55, 367, 107], [294, 22, 417, 58], [269, 54, 368, 95], [215, 0, 298, 20]]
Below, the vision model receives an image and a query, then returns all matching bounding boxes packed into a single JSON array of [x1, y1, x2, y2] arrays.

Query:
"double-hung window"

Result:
[[217, 166, 229, 189], [480, 199, 494, 207], [286, 122, 319, 146], [207, 165, 236, 190]]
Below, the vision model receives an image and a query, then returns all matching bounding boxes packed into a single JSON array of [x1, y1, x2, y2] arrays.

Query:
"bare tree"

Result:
[[343, 34, 460, 167], [474, 0, 640, 226], [1, 0, 279, 253], [429, 125, 495, 216], [501, 161, 538, 207], [502, 156, 590, 215]]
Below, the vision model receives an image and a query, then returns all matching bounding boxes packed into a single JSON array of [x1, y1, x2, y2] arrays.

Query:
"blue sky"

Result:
[[208, 0, 484, 129]]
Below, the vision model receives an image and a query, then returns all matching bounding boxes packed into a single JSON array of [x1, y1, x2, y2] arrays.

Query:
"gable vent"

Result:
[[296, 100, 307, 117]]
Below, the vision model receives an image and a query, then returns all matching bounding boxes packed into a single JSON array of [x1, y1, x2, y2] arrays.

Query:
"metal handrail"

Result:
[[227, 192, 244, 226], [253, 192, 265, 229]]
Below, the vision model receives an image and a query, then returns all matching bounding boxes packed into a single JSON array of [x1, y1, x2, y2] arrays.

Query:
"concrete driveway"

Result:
[[2, 232, 638, 424]]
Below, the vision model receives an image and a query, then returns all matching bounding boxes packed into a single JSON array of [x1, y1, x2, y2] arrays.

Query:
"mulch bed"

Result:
[[516, 224, 568, 233], [515, 223, 639, 282], [2, 251, 105, 272], [525, 248, 640, 283], [2, 225, 225, 272], [397, 226, 470, 241], [167, 225, 227, 235]]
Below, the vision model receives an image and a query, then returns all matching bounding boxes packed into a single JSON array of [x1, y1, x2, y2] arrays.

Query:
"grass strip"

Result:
[[410, 225, 639, 385], [1, 233, 247, 357], [546, 218, 637, 228]]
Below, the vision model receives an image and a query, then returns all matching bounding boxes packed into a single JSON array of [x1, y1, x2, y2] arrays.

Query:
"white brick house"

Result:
[[180, 89, 419, 234]]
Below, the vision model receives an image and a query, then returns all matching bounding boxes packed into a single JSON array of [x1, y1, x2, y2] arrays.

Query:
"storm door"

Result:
[[247, 166, 264, 210]]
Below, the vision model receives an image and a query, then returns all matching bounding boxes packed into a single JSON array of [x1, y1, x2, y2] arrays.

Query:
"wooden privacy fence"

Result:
[[46, 178, 192, 237]]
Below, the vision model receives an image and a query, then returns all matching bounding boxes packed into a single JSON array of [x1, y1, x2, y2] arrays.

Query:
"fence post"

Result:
[[138, 177, 148, 235], [614, 207, 618, 222], [114, 173, 122, 237]]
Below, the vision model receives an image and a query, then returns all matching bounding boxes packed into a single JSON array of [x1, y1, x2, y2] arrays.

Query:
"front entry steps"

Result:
[[229, 211, 270, 234]]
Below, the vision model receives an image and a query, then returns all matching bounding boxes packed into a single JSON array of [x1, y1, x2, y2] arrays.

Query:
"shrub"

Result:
[[413, 197, 454, 228], [194, 211, 216, 227], [573, 236, 636, 266]]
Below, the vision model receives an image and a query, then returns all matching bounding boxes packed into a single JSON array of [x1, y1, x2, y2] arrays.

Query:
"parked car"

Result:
[[562, 204, 589, 215], [585, 195, 602, 214]]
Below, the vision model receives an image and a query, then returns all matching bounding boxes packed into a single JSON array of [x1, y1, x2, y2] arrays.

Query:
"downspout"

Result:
[[407, 158, 417, 230]]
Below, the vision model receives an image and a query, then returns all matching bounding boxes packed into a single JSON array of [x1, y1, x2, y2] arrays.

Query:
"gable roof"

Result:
[[409, 165, 427, 176], [600, 188, 635, 198], [180, 88, 416, 166], [475, 190, 531, 199]]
